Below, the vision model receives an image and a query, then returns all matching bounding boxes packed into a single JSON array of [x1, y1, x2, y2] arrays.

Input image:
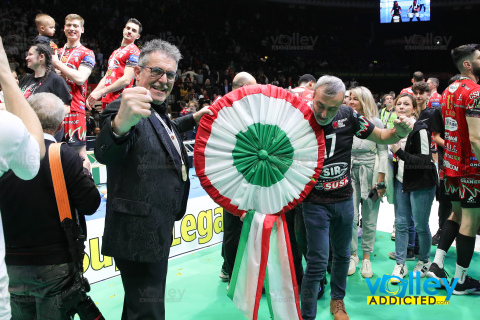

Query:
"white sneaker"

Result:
[[413, 259, 431, 278], [391, 224, 396, 241], [361, 259, 373, 278], [391, 263, 408, 283], [348, 255, 359, 276]]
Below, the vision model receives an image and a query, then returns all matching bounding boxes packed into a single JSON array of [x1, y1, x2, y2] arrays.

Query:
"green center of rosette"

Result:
[[232, 123, 294, 187]]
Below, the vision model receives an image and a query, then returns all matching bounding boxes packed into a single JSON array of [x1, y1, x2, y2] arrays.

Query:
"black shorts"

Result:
[[444, 176, 480, 208]]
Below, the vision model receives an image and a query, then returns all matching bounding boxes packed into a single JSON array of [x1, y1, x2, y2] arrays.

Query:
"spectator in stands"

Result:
[[188, 88, 198, 101], [195, 69, 204, 85], [86, 109, 96, 136], [221, 78, 232, 95]]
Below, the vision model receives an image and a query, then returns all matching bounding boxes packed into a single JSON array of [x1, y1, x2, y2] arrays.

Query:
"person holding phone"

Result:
[[347, 86, 388, 278], [389, 93, 437, 283]]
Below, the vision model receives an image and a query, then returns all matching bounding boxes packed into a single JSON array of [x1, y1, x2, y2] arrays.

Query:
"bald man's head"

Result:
[[232, 72, 257, 90]]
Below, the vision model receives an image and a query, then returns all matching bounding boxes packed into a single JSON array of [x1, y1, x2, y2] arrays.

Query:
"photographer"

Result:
[[0, 92, 101, 319]]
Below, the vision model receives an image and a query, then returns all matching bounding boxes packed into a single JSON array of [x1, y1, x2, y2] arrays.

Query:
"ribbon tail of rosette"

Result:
[[228, 211, 302, 320], [265, 213, 302, 320]]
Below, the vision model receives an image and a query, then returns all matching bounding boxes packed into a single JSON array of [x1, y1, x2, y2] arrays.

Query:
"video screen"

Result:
[[380, 0, 431, 23]]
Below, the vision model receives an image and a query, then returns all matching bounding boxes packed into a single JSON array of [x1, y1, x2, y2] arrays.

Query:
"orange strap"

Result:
[[49, 143, 72, 222]]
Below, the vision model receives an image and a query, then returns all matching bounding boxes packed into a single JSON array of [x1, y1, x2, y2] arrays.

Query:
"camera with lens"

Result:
[[58, 218, 105, 320], [59, 274, 105, 320]]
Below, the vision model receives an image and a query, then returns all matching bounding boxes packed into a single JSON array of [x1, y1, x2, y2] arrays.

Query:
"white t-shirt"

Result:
[[0, 110, 41, 179], [0, 110, 41, 320]]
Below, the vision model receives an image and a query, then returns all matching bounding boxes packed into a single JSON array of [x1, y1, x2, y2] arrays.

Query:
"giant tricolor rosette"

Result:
[[194, 84, 324, 320]]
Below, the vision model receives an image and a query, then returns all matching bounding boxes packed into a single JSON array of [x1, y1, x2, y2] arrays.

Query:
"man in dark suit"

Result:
[[0, 92, 100, 319], [221, 78, 232, 95], [95, 39, 212, 320]]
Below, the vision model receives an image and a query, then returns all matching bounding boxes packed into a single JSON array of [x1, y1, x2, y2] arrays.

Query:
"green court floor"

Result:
[[88, 231, 480, 319]]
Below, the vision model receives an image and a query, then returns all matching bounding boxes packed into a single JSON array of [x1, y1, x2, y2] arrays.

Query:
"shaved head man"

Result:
[[232, 72, 257, 90]]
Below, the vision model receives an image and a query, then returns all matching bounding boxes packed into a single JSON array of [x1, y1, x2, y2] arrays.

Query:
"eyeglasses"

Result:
[[140, 66, 178, 82]]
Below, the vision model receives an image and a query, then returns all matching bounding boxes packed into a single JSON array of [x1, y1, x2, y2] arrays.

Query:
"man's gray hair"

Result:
[[138, 39, 182, 67], [28, 92, 64, 134], [314, 75, 346, 97]]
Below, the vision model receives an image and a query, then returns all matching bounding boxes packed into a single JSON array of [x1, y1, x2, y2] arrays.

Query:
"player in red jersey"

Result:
[[87, 18, 142, 110], [400, 71, 425, 95], [427, 77, 442, 108], [291, 74, 315, 103], [52, 14, 95, 163], [427, 44, 480, 294]]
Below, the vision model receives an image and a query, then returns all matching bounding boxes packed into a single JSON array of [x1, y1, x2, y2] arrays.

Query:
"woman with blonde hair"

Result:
[[347, 86, 388, 278]]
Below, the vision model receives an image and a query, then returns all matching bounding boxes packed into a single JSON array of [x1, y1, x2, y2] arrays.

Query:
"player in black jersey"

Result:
[[300, 75, 413, 320]]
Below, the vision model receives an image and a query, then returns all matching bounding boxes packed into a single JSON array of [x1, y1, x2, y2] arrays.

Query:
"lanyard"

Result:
[[60, 44, 80, 65], [153, 111, 188, 181]]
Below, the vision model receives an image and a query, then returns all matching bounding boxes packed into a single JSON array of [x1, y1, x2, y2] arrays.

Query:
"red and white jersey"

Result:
[[428, 91, 442, 108], [180, 108, 190, 116], [441, 77, 480, 177], [101, 43, 140, 107], [400, 86, 413, 95], [58, 45, 95, 114], [291, 86, 314, 103]]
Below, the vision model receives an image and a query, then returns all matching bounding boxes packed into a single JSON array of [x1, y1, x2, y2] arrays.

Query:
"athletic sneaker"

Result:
[[348, 255, 359, 276], [391, 263, 408, 284], [432, 229, 441, 246], [219, 270, 230, 282], [388, 250, 415, 261], [412, 259, 431, 278], [452, 276, 480, 295], [361, 259, 373, 278], [391, 224, 396, 240], [426, 262, 449, 287]]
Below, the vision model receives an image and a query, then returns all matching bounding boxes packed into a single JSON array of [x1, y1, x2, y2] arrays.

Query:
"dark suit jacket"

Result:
[[95, 98, 196, 262], [0, 139, 100, 265], [220, 83, 232, 95]]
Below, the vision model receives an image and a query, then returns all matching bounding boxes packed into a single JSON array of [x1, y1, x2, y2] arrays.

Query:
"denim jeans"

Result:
[[301, 199, 354, 320], [394, 179, 435, 264], [7, 263, 75, 320]]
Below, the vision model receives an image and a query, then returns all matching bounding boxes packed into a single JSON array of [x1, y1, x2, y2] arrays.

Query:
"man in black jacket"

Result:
[[0, 92, 100, 319], [95, 39, 211, 320]]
